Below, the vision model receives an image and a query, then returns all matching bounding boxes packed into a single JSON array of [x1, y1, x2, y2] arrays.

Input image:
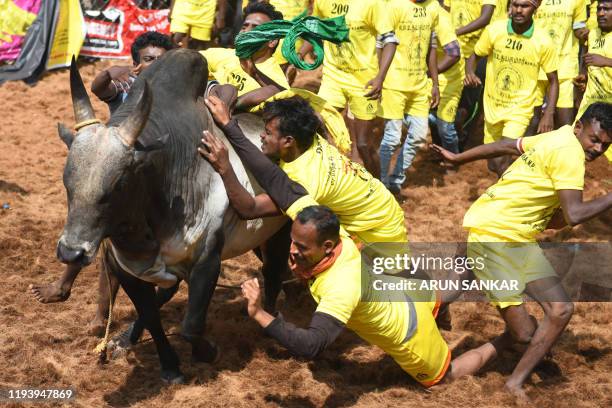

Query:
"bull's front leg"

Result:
[[181, 245, 222, 363]]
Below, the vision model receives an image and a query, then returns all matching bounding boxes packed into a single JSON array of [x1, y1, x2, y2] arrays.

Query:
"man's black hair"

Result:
[[296, 206, 340, 245], [244, 1, 284, 21], [579, 102, 612, 132], [262, 96, 321, 150], [131, 32, 173, 64]]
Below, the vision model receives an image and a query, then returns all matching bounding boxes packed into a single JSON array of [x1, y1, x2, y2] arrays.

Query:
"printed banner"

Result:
[[46, 0, 86, 70], [80, 0, 169, 59], [0, 0, 42, 62]]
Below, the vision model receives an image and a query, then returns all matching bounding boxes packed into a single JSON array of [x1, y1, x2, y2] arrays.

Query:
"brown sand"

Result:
[[0, 60, 610, 407]]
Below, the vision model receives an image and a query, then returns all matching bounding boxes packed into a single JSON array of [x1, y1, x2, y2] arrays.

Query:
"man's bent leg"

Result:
[[354, 118, 379, 178], [435, 117, 459, 154], [504, 278, 573, 395]]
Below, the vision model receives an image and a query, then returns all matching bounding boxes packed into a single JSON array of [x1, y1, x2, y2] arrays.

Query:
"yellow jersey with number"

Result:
[[534, 0, 587, 80], [384, 0, 456, 93], [283, 135, 404, 236], [199, 48, 289, 95], [312, 0, 395, 86], [464, 126, 585, 241], [446, 0, 498, 57], [270, 0, 309, 20], [582, 29, 612, 112], [475, 19, 558, 123]]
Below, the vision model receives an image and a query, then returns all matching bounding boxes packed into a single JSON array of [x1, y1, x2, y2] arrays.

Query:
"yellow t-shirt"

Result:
[[384, 0, 456, 93], [446, 0, 498, 57], [475, 19, 558, 123], [463, 125, 585, 241], [199, 48, 289, 95], [270, 0, 309, 20], [283, 136, 404, 236], [582, 28, 612, 112], [579, 28, 612, 163], [309, 237, 415, 363], [171, 0, 216, 28], [534, 0, 587, 80], [312, 0, 395, 86]]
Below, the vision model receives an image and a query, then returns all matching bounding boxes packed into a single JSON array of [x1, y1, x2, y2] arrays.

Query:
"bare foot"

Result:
[[29, 281, 71, 303]]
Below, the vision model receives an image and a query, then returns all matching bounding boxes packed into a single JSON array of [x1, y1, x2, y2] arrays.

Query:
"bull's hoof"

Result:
[[87, 318, 107, 338], [107, 322, 141, 359], [161, 370, 185, 385], [191, 338, 220, 364]]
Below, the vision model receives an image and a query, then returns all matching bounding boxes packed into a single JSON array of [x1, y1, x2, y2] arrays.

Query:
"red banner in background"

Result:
[[80, 0, 169, 59]]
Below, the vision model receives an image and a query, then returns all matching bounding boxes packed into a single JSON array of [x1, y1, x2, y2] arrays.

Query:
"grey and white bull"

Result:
[[57, 49, 288, 383]]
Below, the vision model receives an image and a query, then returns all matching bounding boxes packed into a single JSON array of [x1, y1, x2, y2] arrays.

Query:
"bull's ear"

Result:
[[58, 123, 74, 148], [118, 80, 152, 147]]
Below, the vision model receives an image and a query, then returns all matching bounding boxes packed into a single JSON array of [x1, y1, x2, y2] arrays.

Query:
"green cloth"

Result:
[[234, 14, 349, 71]]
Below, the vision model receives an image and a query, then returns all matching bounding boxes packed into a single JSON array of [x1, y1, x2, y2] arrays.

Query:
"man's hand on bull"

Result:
[[107, 65, 134, 93], [199, 131, 231, 175], [204, 95, 232, 127]]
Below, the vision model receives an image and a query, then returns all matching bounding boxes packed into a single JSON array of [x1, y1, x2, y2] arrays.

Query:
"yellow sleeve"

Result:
[[285, 195, 320, 220], [573, 0, 587, 24], [474, 25, 493, 57], [199, 49, 218, 72], [314, 271, 360, 324], [519, 133, 544, 153], [547, 147, 585, 191], [366, 0, 395, 35], [435, 8, 458, 47], [539, 40, 558, 74]]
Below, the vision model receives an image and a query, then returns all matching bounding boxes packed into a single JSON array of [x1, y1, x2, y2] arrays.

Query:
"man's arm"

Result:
[[584, 53, 612, 68], [538, 71, 559, 133], [557, 190, 612, 226], [428, 42, 440, 108], [437, 40, 461, 74], [464, 53, 483, 86], [455, 5, 495, 36], [365, 42, 397, 100], [242, 278, 345, 359], [431, 137, 519, 164], [199, 131, 281, 219], [91, 66, 134, 102], [235, 85, 281, 111], [204, 96, 309, 211]]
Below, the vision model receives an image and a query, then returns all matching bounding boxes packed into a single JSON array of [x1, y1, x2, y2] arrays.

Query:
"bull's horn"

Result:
[[118, 80, 152, 146], [70, 56, 96, 126]]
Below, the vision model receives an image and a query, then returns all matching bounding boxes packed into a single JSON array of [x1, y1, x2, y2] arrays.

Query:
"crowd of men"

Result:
[[30, 0, 611, 400]]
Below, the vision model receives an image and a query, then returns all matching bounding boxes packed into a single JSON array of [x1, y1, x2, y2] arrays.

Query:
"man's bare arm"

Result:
[[431, 138, 519, 164], [456, 5, 495, 36], [557, 189, 612, 226], [235, 85, 281, 111]]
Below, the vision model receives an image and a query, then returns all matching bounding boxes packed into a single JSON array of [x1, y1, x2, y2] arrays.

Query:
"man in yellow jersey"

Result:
[[309, 0, 398, 177], [239, 205, 510, 388], [465, 0, 559, 176], [378, 0, 459, 193], [432, 102, 612, 397], [574, 0, 612, 161], [527, 0, 588, 133], [201, 2, 290, 97], [170, 0, 227, 50], [200, 95, 408, 245], [432, 7, 464, 155]]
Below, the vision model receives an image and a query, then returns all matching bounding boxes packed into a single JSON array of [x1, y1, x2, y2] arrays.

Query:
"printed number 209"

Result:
[[331, 3, 349, 14]]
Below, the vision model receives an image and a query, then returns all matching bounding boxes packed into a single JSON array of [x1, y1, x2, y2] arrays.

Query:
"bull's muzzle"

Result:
[[57, 240, 90, 265]]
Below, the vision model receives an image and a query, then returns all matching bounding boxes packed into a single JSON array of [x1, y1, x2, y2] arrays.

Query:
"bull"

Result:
[[56, 49, 289, 383]]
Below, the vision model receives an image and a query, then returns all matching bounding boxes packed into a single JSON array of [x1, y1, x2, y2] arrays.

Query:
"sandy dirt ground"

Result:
[[0, 60, 610, 408]]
